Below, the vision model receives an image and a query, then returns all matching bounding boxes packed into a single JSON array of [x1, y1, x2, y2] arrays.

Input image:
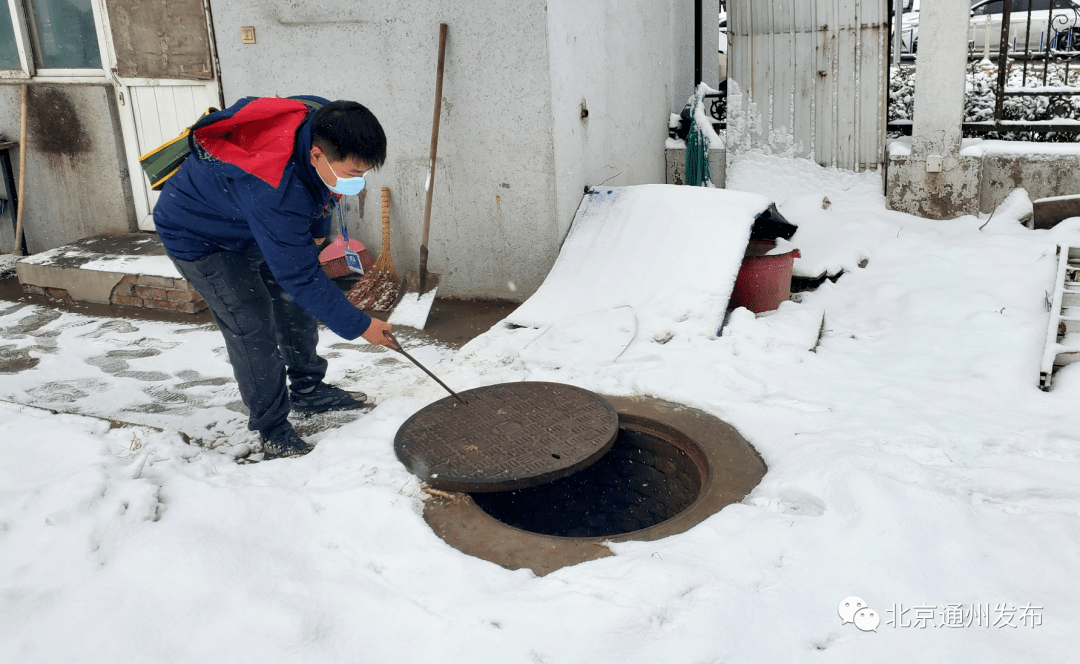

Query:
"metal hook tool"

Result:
[[384, 332, 468, 405]]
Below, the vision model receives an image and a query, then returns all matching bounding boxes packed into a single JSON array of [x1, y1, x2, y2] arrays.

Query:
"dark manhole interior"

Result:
[[471, 420, 703, 538]]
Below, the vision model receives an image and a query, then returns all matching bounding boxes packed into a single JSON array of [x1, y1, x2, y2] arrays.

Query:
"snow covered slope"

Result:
[[506, 184, 767, 340]]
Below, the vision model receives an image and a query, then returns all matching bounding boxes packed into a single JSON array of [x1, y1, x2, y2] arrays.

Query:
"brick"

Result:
[[173, 279, 198, 292], [135, 286, 169, 300], [45, 287, 72, 300], [166, 288, 198, 303], [176, 300, 208, 314], [119, 275, 139, 285], [114, 295, 144, 307], [138, 275, 177, 289], [22, 284, 47, 295], [111, 282, 135, 298], [143, 299, 178, 311]]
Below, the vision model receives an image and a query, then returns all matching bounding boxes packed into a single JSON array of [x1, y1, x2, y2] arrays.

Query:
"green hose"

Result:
[[684, 89, 711, 187]]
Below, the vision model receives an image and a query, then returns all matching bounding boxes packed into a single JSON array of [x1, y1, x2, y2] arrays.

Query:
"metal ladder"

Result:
[[1040, 245, 1080, 390]]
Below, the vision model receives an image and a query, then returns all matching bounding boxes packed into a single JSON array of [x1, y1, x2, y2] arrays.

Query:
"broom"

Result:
[[346, 187, 399, 311]]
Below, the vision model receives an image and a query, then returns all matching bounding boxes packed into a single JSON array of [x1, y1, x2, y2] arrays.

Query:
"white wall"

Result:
[[546, 0, 717, 242], [211, 0, 557, 300], [211, 0, 702, 301]]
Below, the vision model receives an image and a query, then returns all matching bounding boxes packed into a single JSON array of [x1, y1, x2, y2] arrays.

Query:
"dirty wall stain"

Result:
[[28, 86, 93, 161]]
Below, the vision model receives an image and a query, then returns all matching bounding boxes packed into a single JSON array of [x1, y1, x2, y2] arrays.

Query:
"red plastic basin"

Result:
[[730, 240, 801, 313]]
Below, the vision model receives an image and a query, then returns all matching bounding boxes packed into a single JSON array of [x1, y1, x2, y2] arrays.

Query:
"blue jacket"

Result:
[[153, 96, 372, 340]]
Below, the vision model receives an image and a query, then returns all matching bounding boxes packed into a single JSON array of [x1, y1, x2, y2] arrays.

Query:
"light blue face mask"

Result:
[[320, 157, 366, 196]]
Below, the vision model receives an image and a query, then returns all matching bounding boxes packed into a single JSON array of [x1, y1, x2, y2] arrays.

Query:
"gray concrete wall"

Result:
[[0, 85, 136, 254], [886, 153, 981, 218], [665, 147, 726, 187], [211, 0, 557, 301], [980, 154, 1080, 213], [886, 152, 1080, 217]]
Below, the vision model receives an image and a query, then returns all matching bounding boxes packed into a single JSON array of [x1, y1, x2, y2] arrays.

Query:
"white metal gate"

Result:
[[727, 0, 889, 172], [121, 82, 221, 227]]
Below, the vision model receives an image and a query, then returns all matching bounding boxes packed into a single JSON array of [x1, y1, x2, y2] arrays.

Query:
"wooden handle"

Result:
[[380, 186, 391, 252], [13, 84, 27, 256], [419, 23, 448, 282]]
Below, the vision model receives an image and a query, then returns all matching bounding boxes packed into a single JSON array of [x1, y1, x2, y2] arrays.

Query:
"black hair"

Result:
[[310, 100, 387, 169]]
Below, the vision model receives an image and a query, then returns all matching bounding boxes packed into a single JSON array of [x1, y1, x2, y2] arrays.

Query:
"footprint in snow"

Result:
[[26, 378, 111, 402], [747, 488, 826, 517], [85, 348, 171, 382]]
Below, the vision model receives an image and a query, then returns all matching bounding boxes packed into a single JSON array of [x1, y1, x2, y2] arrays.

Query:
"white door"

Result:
[[96, 0, 223, 230], [121, 82, 221, 228]]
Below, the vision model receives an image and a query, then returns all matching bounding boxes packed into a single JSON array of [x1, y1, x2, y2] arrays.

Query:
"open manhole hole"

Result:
[[470, 418, 704, 538], [411, 393, 767, 576]]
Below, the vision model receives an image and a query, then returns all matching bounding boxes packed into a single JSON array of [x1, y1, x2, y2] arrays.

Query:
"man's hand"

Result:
[[361, 317, 393, 346]]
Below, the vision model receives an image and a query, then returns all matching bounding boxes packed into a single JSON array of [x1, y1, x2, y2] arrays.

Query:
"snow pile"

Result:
[[722, 301, 825, 356], [889, 134, 1080, 158], [691, 82, 725, 151], [727, 150, 887, 214], [517, 306, 637, 370], [726, 151, 893, 279], [389, 288, 437, 329], [16, 245, 98, 266], [959, 137, 1080, 156], [983, 188, 1035, 230], [0, 253, 17, 277], [79, 254, 181, 279], [666, 83, 726, 150], [4, 156, 1080, 661]]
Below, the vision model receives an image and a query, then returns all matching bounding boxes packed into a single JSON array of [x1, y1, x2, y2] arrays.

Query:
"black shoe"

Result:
[[291, 382, 367, 414], [259, 421, 313, 459]]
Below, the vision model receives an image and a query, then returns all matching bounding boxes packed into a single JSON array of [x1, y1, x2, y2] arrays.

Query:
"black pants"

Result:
[[170, 245, 327, 433]]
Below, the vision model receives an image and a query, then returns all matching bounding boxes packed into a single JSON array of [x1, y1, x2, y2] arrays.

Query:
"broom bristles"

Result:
[[346, 258, 399, 310], [370, 245, 396, 281], [347, 185, 399, 311]]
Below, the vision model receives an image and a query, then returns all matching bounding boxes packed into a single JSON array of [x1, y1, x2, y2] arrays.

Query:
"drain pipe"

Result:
[[694, 0, 703, 86]]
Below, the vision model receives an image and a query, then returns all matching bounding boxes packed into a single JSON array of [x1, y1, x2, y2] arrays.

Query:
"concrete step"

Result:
[[14, 232, 207, 314]]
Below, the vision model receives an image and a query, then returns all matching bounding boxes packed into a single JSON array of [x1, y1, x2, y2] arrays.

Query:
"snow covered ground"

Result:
[[4, 154, 1080, 662]]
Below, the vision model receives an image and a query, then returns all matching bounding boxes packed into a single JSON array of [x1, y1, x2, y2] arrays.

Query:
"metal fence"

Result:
[[977, 0, 1080, 134], [891, 0, 1080, 138]]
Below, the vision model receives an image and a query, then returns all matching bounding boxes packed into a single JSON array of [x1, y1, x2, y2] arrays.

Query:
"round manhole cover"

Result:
[[395, 382, 619, 492]]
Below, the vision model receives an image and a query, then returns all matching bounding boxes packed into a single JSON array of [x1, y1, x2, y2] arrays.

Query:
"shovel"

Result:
[[390, 23, 448, 329]]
